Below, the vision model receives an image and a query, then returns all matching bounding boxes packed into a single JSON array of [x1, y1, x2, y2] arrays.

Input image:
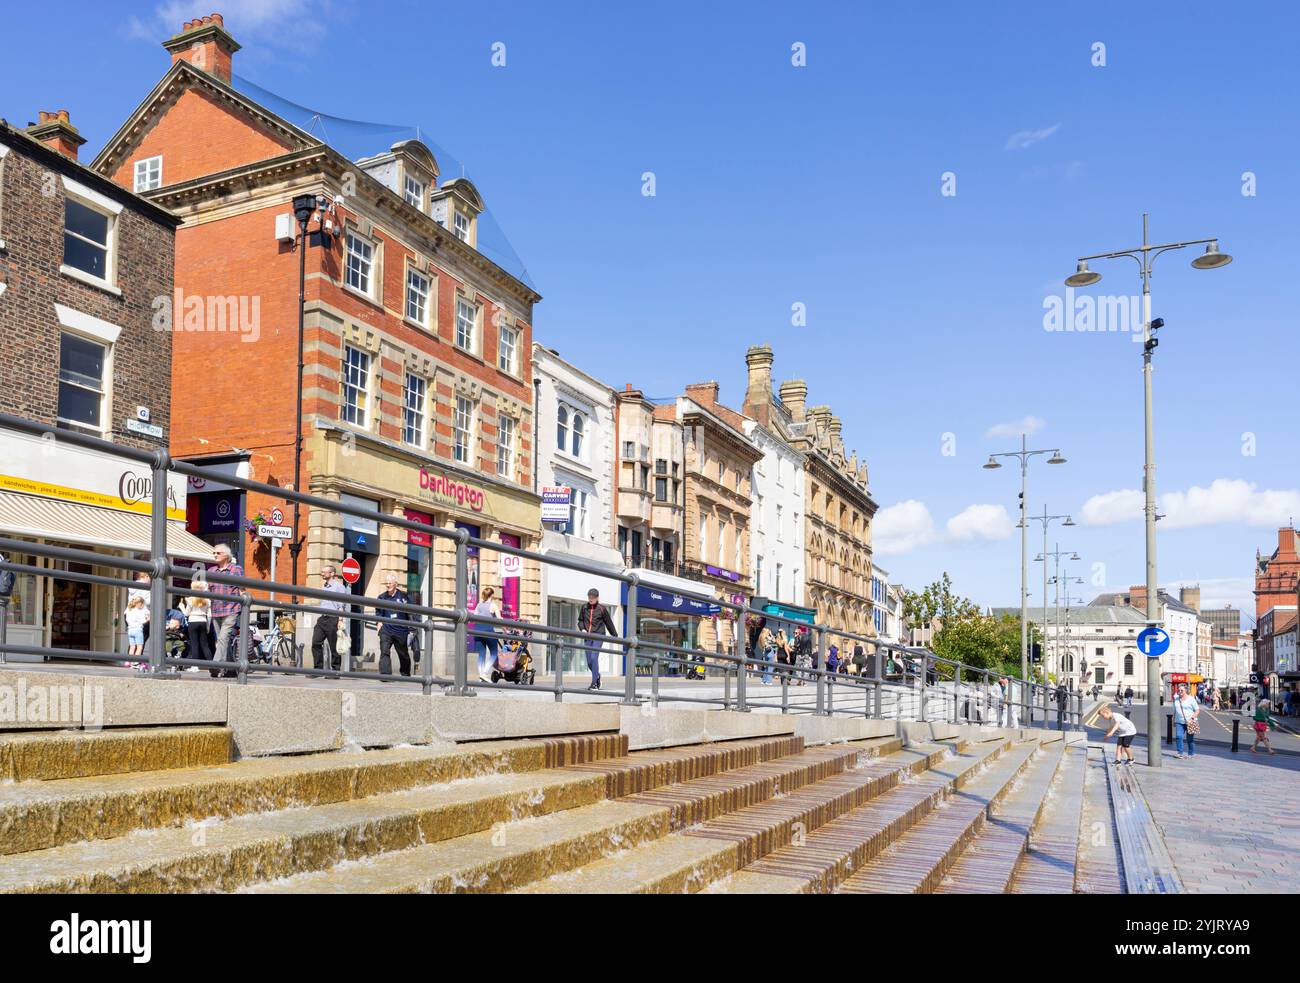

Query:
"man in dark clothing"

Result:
[[1055, 682, 1069, 730], [375, 574, 412, 677], [311, 565, 350, 672], [578, 588, 618, 690]]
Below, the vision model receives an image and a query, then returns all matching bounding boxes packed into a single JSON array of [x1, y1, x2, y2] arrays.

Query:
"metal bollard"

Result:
[[1231, 716, 1240, 752], [1166, 712, 1173, 745]]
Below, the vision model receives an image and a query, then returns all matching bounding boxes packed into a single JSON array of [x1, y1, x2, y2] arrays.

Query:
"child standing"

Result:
[[183, 593, 214, 667], [124, 594, 149, 670], [1099, 704, 1137, 765], [1252, 699, 1277, 755]]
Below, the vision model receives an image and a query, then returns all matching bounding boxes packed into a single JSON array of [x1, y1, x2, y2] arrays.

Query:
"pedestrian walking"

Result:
[[794, 628, 813, 685], [375, 574, 412, 677], [1212, 687, 1222, 711], [826, 643, 840, 679], [123, 594, 149, 670], [1099, 704, 1137, 765], [472, 586, 502, 683], [182, 593, 214, 667], [1124, 685, 1133, 711], [205, 544, 244, 678], [1001, 676, 1020, 728], [310, 564, 350, 673], [1055, 681, 1069, 730], [759, 627, 777, 685], [577, 588, 617, 690], [1172, 683, 1200, 759], [1251, 699, 1277, 754], [774, 629, 791, 683]]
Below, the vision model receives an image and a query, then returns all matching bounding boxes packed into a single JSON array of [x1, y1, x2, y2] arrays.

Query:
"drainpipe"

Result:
[[532, 375, 540, 495]]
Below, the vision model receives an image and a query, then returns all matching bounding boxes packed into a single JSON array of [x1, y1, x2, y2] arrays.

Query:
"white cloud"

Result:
[[1080, 479, 1300, 530], [873, 500, 937, 556], [123, 1, 332, 45], [1005, 124, 1061, 151], [946, 504, 1014, 543], [985, 415, 1045, 439]]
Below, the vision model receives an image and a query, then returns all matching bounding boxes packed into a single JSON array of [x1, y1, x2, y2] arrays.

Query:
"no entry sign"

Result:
[[340, 556, 361, 584]]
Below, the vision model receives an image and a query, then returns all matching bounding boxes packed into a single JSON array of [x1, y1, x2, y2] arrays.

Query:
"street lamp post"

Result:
[[1066, 214, 1232, 766], [984, 436, 1067, 679], [1029, 507, 1073, 676], [290, 192, 326, 595], [1042, 545, 1080, 679]]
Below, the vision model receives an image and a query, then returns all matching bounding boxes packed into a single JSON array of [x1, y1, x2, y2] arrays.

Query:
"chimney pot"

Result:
[[26, 109, 86, 160], [163, 11, 241, 82]]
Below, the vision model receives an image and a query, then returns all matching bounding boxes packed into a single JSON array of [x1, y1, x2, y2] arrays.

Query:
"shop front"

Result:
[[0, 426, 213, 660], [181, 454, 250, 567], [307, 424, 542, 678], [623, 572, 722, 676]]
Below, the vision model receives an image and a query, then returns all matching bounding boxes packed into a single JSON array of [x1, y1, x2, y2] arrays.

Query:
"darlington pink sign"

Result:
[[418, 468, 486, 512]]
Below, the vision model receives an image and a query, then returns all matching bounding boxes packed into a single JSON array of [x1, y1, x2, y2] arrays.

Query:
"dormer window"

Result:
[[453, 210, 471, 243], [404, 175, 424, 210]]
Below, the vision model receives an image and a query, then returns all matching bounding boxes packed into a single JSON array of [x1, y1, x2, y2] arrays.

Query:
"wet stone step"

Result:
[[838, 740, 1040, 894], [244, 740, 883, 894], [522, 743, 956, 894], [1009, 745, 1088, 894], [935, 743, 1067, 894], [0, 726, 232, 782], [712, 739, 1007, 894]]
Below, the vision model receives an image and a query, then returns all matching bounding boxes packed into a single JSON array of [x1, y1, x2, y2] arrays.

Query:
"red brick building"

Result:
[[1254, 526, 1299, 620], [90, 14, 542, 674]]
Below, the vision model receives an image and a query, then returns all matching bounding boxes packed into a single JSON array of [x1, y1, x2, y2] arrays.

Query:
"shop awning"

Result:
[[0, 491, 213, 561]]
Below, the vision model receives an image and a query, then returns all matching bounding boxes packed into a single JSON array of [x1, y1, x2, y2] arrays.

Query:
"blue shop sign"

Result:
[[626, 584, 721, 617], [197, 491, 240, 534]]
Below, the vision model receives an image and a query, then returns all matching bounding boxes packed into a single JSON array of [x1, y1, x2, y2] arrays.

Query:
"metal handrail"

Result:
[[0, 412, 1085, 729]]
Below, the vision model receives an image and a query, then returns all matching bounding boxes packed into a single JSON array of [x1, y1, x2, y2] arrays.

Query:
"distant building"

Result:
[[1089, 586, 1201, 674], [1201, 605, 1242, 641], [994, 604, 1147, 692], [1255, 526, 1300, 620]]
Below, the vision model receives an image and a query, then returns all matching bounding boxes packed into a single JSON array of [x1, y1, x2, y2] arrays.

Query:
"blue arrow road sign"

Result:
[[1136, 626, 1170, 657]]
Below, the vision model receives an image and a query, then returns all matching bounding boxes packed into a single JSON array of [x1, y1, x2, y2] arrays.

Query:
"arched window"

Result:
[[1064, 653, 1074, 672], [572, 412, 585, 458], [1124, 653, 1134, 676], [557, 406, 568, 450]]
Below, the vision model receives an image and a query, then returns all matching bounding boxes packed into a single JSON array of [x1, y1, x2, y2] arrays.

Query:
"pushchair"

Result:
[[491, 628, 536, 685], [164, 608, 190, 664]]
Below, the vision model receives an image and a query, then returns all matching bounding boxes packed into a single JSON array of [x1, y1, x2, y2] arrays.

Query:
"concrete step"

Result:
[[244, 740, 888, 894], [0, 726, 232, 782], [1008, 744, 1088, 893], [1074, 745, 1127, 894], [709, 739, 1007, 894], [935, 742, 1067, 893], [522, 741, 967, 895], [0, 734, 808, 893], [0, 732, 631, 856], [838, 741, 1040, 894]]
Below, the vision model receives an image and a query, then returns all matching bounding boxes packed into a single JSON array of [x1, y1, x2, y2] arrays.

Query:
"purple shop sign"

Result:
[[706, 565, 741, 583]]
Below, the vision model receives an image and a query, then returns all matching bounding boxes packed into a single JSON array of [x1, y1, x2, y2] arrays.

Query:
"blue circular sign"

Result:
[[1136, 626, 1170, 657]]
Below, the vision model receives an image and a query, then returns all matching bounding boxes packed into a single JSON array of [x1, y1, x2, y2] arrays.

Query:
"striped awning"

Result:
[[0, 490, 213, 561]]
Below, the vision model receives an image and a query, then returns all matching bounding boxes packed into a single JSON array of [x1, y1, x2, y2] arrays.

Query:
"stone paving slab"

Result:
[[1125, 742, 1300, 894]]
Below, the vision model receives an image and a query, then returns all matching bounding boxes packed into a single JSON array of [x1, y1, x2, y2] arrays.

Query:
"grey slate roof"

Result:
[[990, 606, 1148, 625]]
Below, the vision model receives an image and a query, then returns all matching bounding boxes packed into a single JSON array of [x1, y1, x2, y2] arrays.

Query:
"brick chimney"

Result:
[[162, 13, 241, 83], [1180, 585, 1201, 613], [685, 382, 720, 406], [743, 344, 774, 425], [1128, 584, 1148, 613], [26, 110, 86, 160], [778, 380, 806, 423]]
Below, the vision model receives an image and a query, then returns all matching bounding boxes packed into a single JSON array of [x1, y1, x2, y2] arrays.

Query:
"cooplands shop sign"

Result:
[[417, 467, 485, 513], [0, 427, 186, 520]]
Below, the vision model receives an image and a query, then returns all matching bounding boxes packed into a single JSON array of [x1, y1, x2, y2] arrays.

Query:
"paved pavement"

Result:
[[1087, 707, 1300, 893]]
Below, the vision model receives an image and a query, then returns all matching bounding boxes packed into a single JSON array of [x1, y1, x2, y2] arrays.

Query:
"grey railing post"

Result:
[[873, 648, 882, 719], [733, 613, 748, 713], [651, 653, 660, 708], [236, 591, 251, 684], [553, 623, 564, 703], [815, 628, 827, 716], [623, 574, 640, 707], [148, 452, 170, 673], [953, 663, 961, 723], [450, 528, 473, 697], [0, 596, 8, 664], [919, 654, 928, 723]]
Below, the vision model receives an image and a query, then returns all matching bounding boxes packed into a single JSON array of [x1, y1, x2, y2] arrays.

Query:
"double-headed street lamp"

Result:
[[1065, 214, 1231, 767], [984, 436, 1066, 679], [1040, 545, 1080, 679], [1028, 507, 1074, 669]]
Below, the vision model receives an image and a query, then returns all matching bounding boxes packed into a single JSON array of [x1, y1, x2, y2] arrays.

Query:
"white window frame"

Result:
[[403, 373, 427, 447], [56, 330, 110, 436], [455, 297, 478, 354], [497, 414, 516, 478], [557, 406, 569, 451], [133, 156, 162, 193], [404, 175, 425, 210], [571, 412, 585, 460], [453, 209, 471, 243], [498, 322, 519, 375], [60, 178, 121, 292], [341, 345, 371, 428], [405, 267, 431, 328], [345, 230, 376, 298], [453, 395, 475, 465]]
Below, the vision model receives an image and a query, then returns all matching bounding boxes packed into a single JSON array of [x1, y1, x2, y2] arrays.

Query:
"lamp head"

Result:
[[292, 193, 317, 225], [983, 456, 1002, 470], [1063, 516, 1076, 526], [1047, 451, 1066, 465], [1191, 241, 1232, 270], [1065, 260, 1102, 287]]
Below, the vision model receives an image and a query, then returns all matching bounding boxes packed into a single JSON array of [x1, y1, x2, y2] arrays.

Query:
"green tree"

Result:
[[902, 574, 1037, 680]]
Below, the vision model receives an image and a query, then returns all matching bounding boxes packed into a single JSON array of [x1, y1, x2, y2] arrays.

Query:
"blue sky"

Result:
[[5, 0, 1296, 622]]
